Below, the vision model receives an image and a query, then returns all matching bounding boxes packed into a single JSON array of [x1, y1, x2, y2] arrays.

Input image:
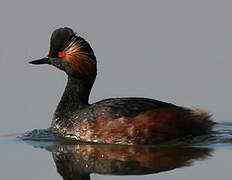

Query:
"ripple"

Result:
[[17, 128, 57, 141], [17, 123, 232, 147], [210, 122, 232, 144]]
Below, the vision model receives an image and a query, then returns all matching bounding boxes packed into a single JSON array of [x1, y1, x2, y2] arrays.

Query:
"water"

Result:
[[0, 123, 231, 180]]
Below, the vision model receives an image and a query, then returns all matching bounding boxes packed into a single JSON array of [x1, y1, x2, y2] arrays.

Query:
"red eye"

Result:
[[58, 51, 64, 57]]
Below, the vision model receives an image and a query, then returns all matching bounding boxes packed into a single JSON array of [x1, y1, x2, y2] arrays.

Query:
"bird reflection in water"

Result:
[[52, 144, 212, 180]]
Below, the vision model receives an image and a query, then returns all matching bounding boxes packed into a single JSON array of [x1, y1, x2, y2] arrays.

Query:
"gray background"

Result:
[[0, 0, 231, 135], [0, 1, 232, 180]]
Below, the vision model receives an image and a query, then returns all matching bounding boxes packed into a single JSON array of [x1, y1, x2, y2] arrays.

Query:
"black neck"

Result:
[[53, 75, 95, 120]]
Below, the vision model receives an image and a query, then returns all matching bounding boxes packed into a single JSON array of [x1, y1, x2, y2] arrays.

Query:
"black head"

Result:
[[29, 27, 97, 79]]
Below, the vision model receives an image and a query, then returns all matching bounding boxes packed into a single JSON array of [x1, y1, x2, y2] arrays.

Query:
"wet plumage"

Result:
[[29, 27, 214, 145]]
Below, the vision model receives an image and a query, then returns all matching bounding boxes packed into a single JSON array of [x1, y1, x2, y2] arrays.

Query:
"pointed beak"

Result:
[[29, 57, 50, 65]]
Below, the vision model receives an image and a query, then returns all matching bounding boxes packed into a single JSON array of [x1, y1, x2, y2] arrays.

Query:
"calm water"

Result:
[[0, 123, 231, 180]]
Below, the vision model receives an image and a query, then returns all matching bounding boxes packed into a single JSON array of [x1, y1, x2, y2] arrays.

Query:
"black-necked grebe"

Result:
[[29, 27, 214, 145]]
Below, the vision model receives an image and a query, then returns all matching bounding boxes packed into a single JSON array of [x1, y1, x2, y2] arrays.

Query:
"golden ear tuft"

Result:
[[62, 37, 96, 77]]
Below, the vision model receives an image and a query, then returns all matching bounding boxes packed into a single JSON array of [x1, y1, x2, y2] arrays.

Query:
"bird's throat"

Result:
[[53, 75, 95, 121]]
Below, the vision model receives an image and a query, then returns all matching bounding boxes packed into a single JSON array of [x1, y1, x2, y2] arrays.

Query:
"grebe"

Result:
[[29, 27, 214, 145]]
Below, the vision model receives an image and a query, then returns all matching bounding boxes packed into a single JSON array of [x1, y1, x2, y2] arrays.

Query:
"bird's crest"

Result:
[[48, 27, 96, 78], [59, 35, 96, 77]]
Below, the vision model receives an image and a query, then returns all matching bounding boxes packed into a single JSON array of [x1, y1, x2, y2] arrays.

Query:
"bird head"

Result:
[[29, 27, 96, 79]]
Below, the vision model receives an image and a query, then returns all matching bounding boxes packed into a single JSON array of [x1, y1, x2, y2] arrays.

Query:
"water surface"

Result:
[[0, 123, 231, 180]]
